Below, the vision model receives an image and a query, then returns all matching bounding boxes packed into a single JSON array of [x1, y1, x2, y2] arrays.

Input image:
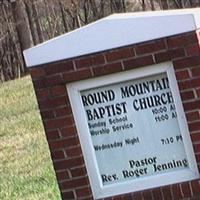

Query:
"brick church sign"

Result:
[[24, 9, 200, 200]]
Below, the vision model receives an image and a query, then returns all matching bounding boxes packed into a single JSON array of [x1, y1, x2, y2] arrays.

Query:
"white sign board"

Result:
[[67, 62, 199, 199]]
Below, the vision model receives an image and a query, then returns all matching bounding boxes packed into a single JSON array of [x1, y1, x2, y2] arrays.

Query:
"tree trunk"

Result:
[[43, 0, 53, 39], [150, 0, 155, 10], [11, 0, 33, 51], [59, 0, 69, 33], [99, 1, 105, 18], [3, 3, 24, 76], [83, 0, 88, 24], [121, 0, 126, 12], [89, 0, 99, 20], [76, 13, 81, 28], [24, 0, 39, 45], [160, 0, 169, 10], [141, 0, 146, 11], [32, 1, 44, 43]]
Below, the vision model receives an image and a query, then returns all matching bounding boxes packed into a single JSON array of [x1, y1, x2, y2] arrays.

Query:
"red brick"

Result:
[[189, 121, 200, 132], [46, 130, 60, 141], [76, 187, 92, 198], [35, 88, 50, 100], [191, 67, 200, 77], [44, 74, 63, 87], [155, 48, 185, 63], [75, 57, 90, 68], [135, 39, 166, 55], [44, 116, 74, 130], [61, 190, 75, 200], [167, 32, 198, 49], [105, 47, 134, 62], [56, 170, 70, 181], [75, 54, 105, 68], [183, 100, 200, 111], [123, 55, 154, 70], [49, 137, 78, 150], [60, 177, 88, 190], [41, 110, 55, 120], [30, 67, 46, 79], [171, 184, 182, 199], [63, 68, 92, 82], [45, 60, 74, 75], [112, 196, 123, 200], [51, 85, 67, 97], [54, 106, 72, 117], [194, 143, 200, 153], [33, 79, 46, 89], [180, 90, 195, 101], [191, 180, 200, 196], [60, 126, 77, 138], [51, 150, 65, 160], [186, 111, 200, 122], [132, 191, 143, 199], [181, 182, 192, 198], [191, 132, 200, 143], [195, 153, 200, 163], [93, 62, 122, 76], [152, 188, 162, 199], [142, 190, 153, 200], [54, 156, 84, 170], [186, 44, 200, 56], [103, 197, 112, 200], [71, 166, 87, 178], [198, 164, 200, 171], [196, 88, 200, 97], [161, 186, 172, 200], [38, 96, 68, 110], [122, 194, 134, 200], [175, 69, 190, 81], [178, 78, 200, 90], [65, 146, 82, 158], [81, 197, 93, 200], [173, 56, 200, 69]]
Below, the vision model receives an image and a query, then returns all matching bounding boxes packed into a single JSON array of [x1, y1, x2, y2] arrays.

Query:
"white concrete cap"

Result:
[[24, 8, 200, 67]]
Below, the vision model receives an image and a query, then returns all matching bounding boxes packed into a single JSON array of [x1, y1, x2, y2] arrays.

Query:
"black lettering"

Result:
[[82, 95, 88, 106], [108, 90, 115, 101], [81, 90, 115, 106], [160, 93, 167, 104], [133, 99, 139, 111], [98, 107, 106, 118], [86, 109, 93, 120], [167, 91, 174, 103], [88, 94, 95, 105], [153, 95, 162, 106], [121, 86, 130, 98]]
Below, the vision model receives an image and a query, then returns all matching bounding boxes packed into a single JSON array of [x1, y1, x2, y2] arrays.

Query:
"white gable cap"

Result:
[[24, 8, 200, 67]]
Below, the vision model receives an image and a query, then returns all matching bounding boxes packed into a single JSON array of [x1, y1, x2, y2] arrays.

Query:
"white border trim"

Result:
[[67, 62, 199, 199]]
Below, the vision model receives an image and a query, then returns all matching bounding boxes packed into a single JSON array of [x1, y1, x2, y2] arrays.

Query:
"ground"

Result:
[[0, 76, 61, 200]]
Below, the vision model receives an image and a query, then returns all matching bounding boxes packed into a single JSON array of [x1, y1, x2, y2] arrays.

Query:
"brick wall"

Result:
[[29, 30, 200, 200]]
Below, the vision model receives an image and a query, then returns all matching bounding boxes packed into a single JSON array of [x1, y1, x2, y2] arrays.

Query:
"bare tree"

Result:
[[1, 0, 200, 82], [11, 0, 33, 51], [150, 0, 155, 10], [160, 0, 169, 9]]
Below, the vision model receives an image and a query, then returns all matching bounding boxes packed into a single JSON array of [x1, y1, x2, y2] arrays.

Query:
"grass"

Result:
[[0, 76, 61, 200]]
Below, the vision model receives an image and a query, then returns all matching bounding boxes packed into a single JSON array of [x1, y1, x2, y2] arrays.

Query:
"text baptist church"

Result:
[[82, 76, 173, 120]]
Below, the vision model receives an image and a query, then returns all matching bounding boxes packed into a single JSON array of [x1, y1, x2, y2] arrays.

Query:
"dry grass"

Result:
[[0, 76, 61, 200]]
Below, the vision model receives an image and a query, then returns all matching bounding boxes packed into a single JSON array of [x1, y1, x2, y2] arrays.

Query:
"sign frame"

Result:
[[67, 62, 199, 199]]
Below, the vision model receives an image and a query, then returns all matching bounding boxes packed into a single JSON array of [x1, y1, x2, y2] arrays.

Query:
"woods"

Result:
[[1, 0, 200, 82]]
